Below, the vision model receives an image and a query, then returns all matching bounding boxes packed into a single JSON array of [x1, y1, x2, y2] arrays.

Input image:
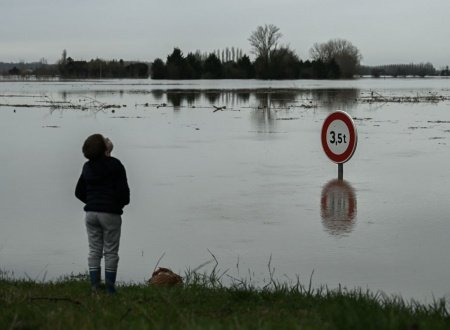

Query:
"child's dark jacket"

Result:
[[75, 156, 130, 215]]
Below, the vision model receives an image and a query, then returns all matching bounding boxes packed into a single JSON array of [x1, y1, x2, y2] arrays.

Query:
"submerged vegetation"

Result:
[[359, 91, 450, 104], [1, 267, 449, 330]]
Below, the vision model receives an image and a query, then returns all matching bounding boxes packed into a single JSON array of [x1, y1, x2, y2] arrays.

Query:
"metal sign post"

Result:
[[338, 163, 343, 180]]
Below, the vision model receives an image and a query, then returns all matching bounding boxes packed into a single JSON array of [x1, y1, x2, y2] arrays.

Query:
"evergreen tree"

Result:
[[151, 58, 166, 79], [236, 55, 254, 78], [166, 48, 186, 79], [203, 53, 222, 78], [185, 53, 203, 79]]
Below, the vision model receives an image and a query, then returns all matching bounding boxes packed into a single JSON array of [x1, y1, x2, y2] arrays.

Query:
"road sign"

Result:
[[321, 111, 357, 164]]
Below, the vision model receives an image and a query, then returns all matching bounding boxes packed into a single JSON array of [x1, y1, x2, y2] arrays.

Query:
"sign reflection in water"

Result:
[[320, 179, 357, 236]]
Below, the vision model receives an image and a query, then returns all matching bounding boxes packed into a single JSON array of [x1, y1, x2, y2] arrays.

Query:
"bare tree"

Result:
[[248, 24, 282, 62], [310, 39, 362, 78]]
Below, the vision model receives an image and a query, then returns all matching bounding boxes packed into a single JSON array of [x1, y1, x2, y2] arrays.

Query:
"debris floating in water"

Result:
[[359, 91, 449, 104]]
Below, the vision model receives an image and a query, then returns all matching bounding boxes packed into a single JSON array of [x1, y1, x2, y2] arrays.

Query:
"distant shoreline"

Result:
[[1, 75, 450, 82]]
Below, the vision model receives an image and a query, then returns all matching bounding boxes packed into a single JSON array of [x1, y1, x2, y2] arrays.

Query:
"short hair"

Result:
[[82, 134, 106, 160]]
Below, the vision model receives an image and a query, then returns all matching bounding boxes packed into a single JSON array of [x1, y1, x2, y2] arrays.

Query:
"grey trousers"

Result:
[[85, 211, 122, 273]]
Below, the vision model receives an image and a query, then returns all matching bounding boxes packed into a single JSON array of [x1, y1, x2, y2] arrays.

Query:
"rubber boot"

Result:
[[105, 270, 117, 294], [89, 268, 101, 293]]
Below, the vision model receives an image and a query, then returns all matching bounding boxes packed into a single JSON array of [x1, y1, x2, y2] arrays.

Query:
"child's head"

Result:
[[104, 137, 114, 156], [82, 134, 107, 160]]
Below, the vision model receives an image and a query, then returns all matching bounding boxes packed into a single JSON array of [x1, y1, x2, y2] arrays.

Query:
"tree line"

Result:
[[151, 47, 346, 80], [2, 24, 448, 79], [359, 63, 445, 78], [57, 50, 148, 78], [0, 60, 58, 77], [8, 25, 357, 80], [1, 51, 149, 79], [151, 25, 362, 80]]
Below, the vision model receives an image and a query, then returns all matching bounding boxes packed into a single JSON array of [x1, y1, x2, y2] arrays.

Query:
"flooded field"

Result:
[[1, 78, 450, 303]]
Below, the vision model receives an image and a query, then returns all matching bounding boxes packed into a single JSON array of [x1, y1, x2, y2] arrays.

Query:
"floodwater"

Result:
[[1, 78, 450, 303]]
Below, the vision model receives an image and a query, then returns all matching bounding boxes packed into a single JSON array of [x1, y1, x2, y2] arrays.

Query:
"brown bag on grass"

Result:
[[148, 267, 183, 286]]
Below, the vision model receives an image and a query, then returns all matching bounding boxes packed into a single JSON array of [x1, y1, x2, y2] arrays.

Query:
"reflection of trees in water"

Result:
[[205, 92, 221, 104], [311, 89, 359, 111], [236, 92, 250, 103], [152, 88, 359, 112], [151, 90, 164, 102], [255, 91, 297, 108], [167, 91, 201, 108], [252, 89, 358, 111], [184, 92, 201, 106], [205, 91, 250, 108], [160, 90, 253, 108], [250, 107, 276, 132], [166, 92, 182, 109], [320, 179, 357, 237]]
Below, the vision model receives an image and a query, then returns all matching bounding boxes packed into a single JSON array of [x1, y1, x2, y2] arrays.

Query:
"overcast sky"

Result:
[[1, 0, 449, 68]]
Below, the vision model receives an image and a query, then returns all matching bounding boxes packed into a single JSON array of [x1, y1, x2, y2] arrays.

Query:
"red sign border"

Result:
[[321, 111, 357, 164]]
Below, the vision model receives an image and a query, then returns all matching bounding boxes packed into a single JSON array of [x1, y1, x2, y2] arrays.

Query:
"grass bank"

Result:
[[1, 270, 449, 330]]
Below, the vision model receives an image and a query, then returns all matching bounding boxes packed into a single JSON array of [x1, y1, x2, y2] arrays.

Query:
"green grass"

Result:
[[1, 269, 449, 330]]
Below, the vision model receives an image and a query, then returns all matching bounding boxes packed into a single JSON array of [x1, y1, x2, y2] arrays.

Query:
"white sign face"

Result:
[[321, 110, 357, 164], [325, 119, 350, 155]]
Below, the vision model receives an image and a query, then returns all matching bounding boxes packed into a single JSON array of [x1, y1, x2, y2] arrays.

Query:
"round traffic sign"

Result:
[[321, 111, 357, 164]]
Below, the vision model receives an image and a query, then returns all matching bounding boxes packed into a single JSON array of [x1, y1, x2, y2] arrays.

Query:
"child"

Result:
[[75, 134, 130, 293]]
